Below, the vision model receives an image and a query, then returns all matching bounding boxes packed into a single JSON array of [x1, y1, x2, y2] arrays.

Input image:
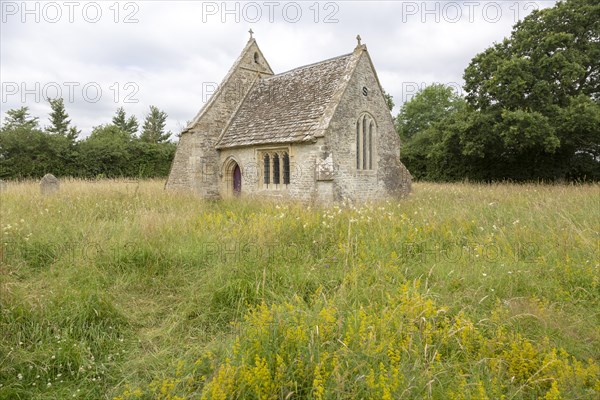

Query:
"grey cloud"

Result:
[[1, 0, 557, 137]]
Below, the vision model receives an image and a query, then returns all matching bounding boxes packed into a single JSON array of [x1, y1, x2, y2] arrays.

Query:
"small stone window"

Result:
[[260, 149, 290, 189], [356, 113, 375, 170], [254, 52, 259, 63]]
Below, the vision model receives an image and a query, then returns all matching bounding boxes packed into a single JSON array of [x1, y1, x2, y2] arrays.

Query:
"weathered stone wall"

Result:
[[217, 141, 323, 203], [326, 49, 411, 203], [166, 40, 273, 198]]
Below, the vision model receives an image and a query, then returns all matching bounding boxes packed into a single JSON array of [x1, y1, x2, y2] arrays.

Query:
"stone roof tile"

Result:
[[216, 52, 354, 149]]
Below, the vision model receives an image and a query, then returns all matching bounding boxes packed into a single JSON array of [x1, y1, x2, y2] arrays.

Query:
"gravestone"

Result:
[[40, 174, 59, 195]]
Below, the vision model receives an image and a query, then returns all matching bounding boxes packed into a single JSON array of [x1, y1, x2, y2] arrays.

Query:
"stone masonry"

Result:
[[166, 35, 411, 203]]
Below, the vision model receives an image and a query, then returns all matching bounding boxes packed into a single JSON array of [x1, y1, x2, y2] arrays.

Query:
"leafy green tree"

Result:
[[0, 107, 75, 178], [0, 105, 176, 179], [128, 141, 177, 177], [2, 107, 39, 130], [0, 122, 48, 178], [112, 107, 139, 137], [46, 98, 80, 174], [46, 98, 79, 142], [461, 0, 599, 180], [397, 85, 469, 181], [78, 124, 176, 178], [402, 0, 599, 182], [396, 84, 466, 141], [140, 106, 171, 143], [78, 125, 132, 178]]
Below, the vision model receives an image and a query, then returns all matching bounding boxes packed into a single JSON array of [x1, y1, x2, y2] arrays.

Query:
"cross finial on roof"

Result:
[[356, 34, 361, 46], [249, 28, 254, 39]]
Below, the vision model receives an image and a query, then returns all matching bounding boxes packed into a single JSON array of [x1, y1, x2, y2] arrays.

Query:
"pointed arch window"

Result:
[[356, 114, 375, 170], [362, 115, 368, 169], [356, 121, 360, 169], [369, 121, 373, 170]]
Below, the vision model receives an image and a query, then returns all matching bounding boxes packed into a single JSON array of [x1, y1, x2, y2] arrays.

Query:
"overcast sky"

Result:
[[1, 0, 557, 138]]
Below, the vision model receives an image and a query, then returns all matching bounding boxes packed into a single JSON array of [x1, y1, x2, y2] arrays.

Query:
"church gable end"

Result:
[[166, 38, 273, 195], [324, 45, 411, 201]]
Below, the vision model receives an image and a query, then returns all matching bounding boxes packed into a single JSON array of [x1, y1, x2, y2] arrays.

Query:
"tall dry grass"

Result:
[[1, 180, 598, 399]]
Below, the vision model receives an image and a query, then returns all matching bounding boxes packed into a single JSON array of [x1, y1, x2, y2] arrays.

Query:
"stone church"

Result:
[[166, 34, 411, 203]]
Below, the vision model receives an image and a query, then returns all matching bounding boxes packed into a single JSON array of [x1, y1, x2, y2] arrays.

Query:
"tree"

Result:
[[0, 128, 53, 178], [461, 0, 600, 180], [402, 0, 600, 182], [395, 84, 466, 141], [396, 85, 468, 180], [77, 124, 176, 178], [112, 107, 139, 136], [2, 107, 39, 130], [1, 113, 47, 178], [0, 107, 75, 178], [0, 106, 176, 179], [78, 125, 132, 177], [46, 98, 79, 142], [140, 106, 171, 143], [129, 140, 177, 177]]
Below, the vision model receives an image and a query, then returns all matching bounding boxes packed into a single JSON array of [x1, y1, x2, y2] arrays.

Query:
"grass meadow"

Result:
[[0, 179, 598, 399]]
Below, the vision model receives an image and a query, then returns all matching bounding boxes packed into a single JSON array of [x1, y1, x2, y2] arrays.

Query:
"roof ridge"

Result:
[[265, 52, 353, 79]]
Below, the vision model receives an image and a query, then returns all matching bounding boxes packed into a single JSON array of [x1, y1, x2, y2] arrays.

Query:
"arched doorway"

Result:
[[223, 157, 242, 198], [232, 163, 241, 196]]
